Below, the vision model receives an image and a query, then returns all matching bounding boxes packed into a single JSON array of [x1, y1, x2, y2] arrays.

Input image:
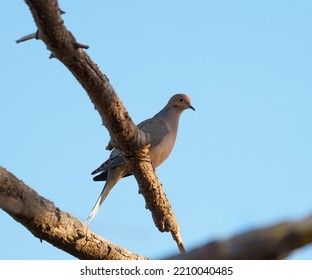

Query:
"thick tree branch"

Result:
[[21, 0, 184, 252], [0, 166, 146, 260], [2, 165, 312, 259]]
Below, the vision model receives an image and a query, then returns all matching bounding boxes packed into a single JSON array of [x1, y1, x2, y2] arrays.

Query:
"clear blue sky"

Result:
[[1, 1, 312, 259]]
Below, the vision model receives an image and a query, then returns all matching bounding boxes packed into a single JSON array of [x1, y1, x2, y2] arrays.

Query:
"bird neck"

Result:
[[154, 107, 182, 132]]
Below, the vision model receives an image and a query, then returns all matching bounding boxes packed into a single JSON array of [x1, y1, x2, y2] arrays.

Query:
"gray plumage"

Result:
[[86, 94, 195, 224]]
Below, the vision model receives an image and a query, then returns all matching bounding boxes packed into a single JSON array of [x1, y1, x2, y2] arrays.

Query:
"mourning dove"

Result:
[[86, 94, 195, 223]]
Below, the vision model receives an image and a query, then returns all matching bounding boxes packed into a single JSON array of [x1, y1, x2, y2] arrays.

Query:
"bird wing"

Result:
[[138, 117, 169, 148], [91, 118, 169, 179], [91, 148, 125, 175]]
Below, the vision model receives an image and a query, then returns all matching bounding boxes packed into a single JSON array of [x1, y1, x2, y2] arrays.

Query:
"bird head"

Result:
[[169, 94, 195, 112]]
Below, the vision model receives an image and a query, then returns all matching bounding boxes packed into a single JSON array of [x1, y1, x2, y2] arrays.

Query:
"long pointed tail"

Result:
[[85, 166, 125, 224], [85, 183, 111, 224]]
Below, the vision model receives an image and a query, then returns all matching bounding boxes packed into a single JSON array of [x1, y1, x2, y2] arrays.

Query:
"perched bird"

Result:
[[86, 94, 195, 223]]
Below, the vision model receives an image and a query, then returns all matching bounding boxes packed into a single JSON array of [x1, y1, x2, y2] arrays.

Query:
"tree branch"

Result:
[[21, 0, 184, 252], [16, 32, 38, 43], [2, 165, 312, 259], [0, 166, 146, 260], [169, 215, 312, 260]]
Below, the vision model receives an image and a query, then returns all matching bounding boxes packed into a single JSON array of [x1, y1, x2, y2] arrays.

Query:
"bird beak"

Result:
[[189, 105, 195, 111]]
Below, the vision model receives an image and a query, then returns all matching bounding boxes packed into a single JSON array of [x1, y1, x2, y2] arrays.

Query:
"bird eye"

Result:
[[179, 98, 184, 102]]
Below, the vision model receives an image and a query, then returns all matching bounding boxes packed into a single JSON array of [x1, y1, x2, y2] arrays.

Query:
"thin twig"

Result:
[[16, 32, 39, 43], [73, 42, 89, 49]]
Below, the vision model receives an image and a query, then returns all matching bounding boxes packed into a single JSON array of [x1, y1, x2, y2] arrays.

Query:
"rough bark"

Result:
[[2, 165, 312, 259], [0, 166, 146, 260], [21, 0, 184, 251]]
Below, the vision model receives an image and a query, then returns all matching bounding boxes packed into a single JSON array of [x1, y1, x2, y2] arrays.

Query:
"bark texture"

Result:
[[2, 0, 307, 260], [0, 166, 146, 260], [22, 0, 184, 251], [2, 165, 312, 259]]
